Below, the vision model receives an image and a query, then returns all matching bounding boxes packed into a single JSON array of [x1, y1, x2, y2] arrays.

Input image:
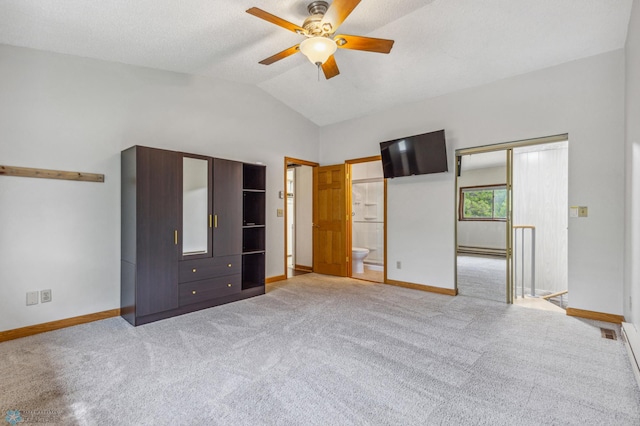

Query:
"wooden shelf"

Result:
[[242, 252, 265, 290], [243, 164, 266, 190], [1, 165, 104, 183], [243, 191, 265, 226], [243, 227, 265, 253]]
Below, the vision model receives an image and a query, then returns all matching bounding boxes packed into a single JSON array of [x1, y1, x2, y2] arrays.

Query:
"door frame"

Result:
[[284, 157, 319, 278], [345, 156, 387, 282], [454, 133, 568, 303]]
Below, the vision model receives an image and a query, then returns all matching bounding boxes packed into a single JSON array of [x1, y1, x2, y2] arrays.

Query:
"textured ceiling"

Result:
[[0, 0, 633, 126]]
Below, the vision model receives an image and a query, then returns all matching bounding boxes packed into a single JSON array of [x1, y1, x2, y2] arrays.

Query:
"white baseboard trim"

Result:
[[621, 322, 640, 390]]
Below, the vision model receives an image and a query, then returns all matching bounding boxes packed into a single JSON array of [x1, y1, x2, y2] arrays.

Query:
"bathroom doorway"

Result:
[[284, 158, 318, 278], [347, 157, 386, 283]]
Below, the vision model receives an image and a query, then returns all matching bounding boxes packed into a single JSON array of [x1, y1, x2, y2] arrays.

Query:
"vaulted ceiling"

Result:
[[0, 0, 633, 126]]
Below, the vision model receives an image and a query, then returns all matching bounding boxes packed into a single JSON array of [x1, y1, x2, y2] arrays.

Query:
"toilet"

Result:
[[352, 247, 370, 274]]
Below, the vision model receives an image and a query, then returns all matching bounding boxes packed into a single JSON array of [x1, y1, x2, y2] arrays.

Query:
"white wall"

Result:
[[320, 50, 626, 314], [0, 44, 319, 331], [294, 165, 313, 268], [625, 0, 640, 327], [456, 165, 507, 250]]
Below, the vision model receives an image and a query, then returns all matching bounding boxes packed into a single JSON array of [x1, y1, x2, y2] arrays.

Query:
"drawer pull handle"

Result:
[[192, 268, 197, 273], [227, 263, 232, 267], [192, 291, 196, 295], [227, 283, 232, 287]]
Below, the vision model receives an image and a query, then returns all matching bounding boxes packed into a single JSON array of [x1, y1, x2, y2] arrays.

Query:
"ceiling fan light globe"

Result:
[[300, 36, 337, 65]]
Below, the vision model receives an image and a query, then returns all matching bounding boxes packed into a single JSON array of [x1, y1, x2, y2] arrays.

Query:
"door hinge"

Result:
[[346, 256, 349, 262]]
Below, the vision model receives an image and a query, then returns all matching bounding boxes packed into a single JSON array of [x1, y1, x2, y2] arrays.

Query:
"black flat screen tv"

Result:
[[379, 129, 448, 179]]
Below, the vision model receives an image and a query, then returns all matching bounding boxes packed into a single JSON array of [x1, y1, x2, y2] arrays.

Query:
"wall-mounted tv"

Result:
[[379, 129, 448, 179]]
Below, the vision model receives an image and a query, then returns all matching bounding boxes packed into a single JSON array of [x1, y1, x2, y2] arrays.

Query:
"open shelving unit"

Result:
[[242, 164, 266, 290]]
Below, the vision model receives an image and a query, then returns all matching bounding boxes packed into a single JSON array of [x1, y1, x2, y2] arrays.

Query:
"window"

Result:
[[459, 185, 507, 221]]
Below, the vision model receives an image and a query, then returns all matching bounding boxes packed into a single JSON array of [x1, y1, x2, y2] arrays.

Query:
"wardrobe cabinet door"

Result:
[[213, 159, 242, 257], [137, 147, 180, 316]]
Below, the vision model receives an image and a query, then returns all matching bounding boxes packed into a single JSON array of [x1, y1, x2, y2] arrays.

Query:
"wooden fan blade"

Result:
[[246, 7, 305, 34], [322, 55, 340, 79], [321, 0, 361, 34], [334, 34, 394, 53], [259, 45, 300, 65]]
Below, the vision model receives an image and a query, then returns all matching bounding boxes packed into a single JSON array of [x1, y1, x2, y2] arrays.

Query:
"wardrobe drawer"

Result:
[[179, 255, 241, 283], [179, 275, 241, 306]]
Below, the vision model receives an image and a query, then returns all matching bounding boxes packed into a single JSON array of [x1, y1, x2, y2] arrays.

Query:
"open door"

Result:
[[313, 164, 349, 276], [284, 157, 318, 278]]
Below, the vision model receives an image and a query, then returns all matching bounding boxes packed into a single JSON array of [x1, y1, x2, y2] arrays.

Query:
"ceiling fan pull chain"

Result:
[[317, 63, 320, 82]]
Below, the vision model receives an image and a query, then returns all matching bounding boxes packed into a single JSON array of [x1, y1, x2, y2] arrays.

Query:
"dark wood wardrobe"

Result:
[[121, 146, 266, 326]]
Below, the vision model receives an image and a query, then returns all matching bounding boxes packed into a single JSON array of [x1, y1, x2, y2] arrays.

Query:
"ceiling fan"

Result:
[[246, 0, 394, 79]]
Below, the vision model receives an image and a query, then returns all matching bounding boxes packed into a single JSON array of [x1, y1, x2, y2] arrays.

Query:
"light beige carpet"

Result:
[[1, 273, 638, 425]]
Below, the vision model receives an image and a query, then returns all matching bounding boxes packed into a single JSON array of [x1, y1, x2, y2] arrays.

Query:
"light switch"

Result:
[[569, 207, 579, 218], [578, 206, 588, 217], [27, 291, 39, 306], [277, 208, 284, 217]]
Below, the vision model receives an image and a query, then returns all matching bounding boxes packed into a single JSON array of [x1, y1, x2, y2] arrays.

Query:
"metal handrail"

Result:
[[541, 289, 568, 309], [541, 290, 568, 300]]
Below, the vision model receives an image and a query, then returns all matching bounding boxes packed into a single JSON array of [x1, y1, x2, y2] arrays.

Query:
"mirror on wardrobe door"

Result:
[[182, 157, 209, 256]]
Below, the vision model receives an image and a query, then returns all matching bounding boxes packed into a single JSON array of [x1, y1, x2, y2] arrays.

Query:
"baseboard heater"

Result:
[[457, 245, 506, 257], [621, 322, 640, 390]]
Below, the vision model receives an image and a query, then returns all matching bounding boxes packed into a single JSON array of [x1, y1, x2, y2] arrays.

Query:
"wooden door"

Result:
[[137, 147, 180, 316], [213, 158, 242, 257], [313, 164, 348, 276]]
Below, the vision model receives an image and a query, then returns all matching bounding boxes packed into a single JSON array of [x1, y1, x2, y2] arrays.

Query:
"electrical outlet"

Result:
[[396, 261, 401, 269], [277, 208, 284, 217], [41, 289, 52, 303], [26, 291, 39, 306]]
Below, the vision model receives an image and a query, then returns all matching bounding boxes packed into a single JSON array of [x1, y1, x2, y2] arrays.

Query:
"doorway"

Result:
[[347, 157, 386, 283], [284, 158, 318, 278], [456, 150, 508, 303], [455, 135, 569, 308]]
